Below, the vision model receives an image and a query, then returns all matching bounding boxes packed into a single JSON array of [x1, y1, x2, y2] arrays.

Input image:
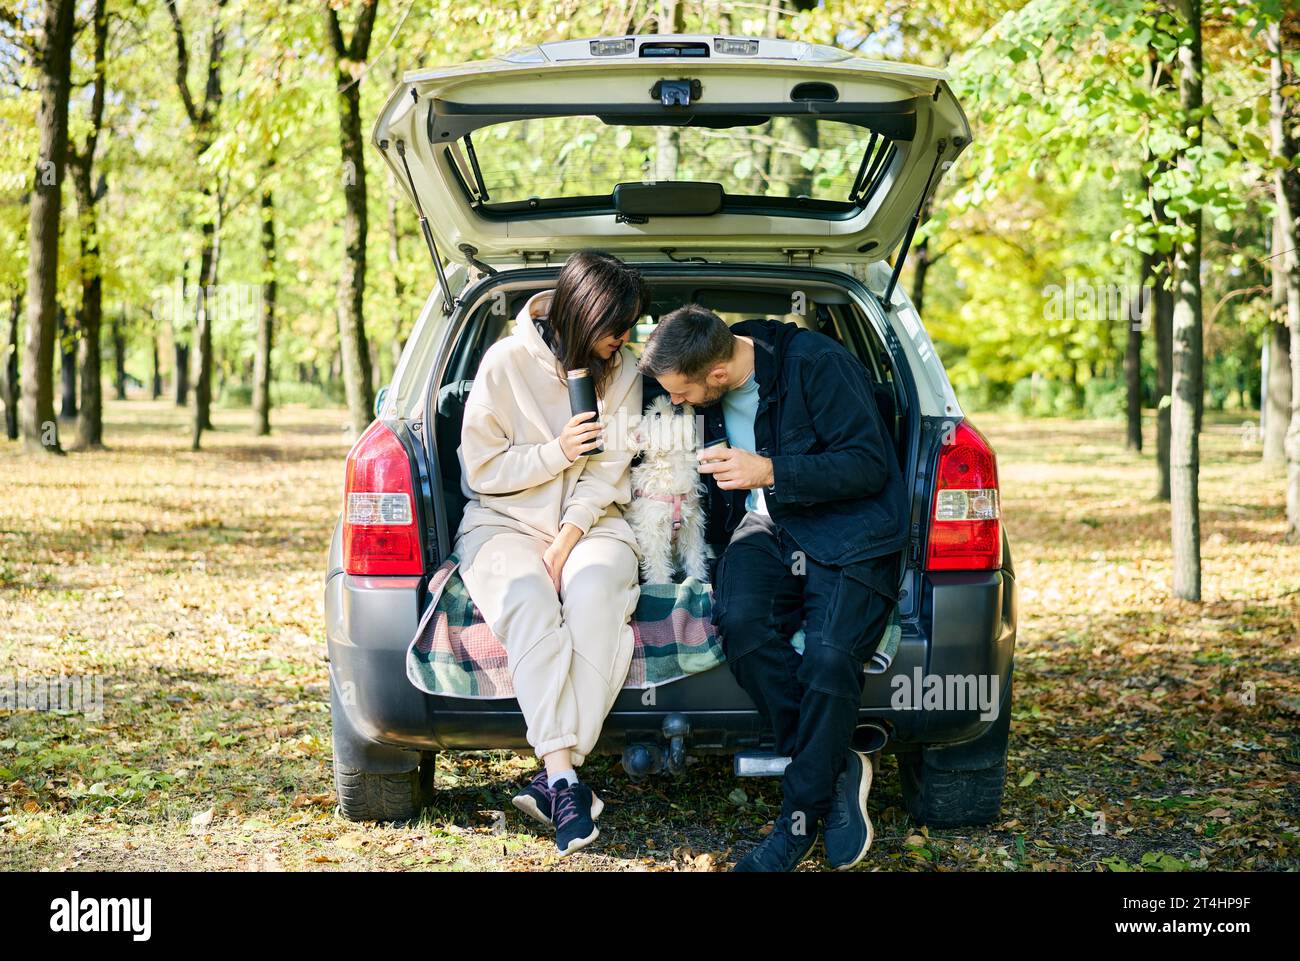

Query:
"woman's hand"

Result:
[[558, 411, 604, 461], [542, 524, 583, 593]]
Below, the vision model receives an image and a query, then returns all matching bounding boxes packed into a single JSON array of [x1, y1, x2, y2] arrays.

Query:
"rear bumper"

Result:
[[325, 564, 1017, 760]]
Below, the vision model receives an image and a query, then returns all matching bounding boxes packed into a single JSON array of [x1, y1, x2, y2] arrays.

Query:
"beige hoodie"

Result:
[[453, 289, 643, 565]]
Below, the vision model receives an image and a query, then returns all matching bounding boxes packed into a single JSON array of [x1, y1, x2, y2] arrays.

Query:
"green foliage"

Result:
[[219, 379, 347, 409], [1010, 376, 1081, 417], [1083, 376, 1128, 418], [921, 0, 1293, 416], [0, 0, 1291, 427]]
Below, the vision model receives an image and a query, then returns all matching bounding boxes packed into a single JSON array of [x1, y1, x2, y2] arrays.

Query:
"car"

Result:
[[324, 34, 1017, 827]]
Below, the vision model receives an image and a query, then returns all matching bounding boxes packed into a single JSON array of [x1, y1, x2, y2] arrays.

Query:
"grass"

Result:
[[0, 398, 1297, 871]]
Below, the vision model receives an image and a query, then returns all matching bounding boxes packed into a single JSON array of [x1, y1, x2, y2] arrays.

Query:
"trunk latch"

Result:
[[651, 79, 700, 107]]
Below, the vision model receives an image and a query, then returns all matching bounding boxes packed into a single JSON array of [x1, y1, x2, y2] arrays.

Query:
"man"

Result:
[[638, 304, 909, 872]]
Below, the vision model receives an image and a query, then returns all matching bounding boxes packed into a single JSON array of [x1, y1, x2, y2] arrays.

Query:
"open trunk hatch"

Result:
[[373, 35, 971, 267]]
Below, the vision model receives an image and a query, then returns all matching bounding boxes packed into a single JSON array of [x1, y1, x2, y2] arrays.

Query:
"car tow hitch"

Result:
[[621, 713, 691, 780]]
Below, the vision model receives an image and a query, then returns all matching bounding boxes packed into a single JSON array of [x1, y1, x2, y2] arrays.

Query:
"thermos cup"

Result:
[[566, 368, 602, 455]]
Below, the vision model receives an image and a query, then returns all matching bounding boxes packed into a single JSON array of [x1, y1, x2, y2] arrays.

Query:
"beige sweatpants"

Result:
[[458, 529, 639, 765]]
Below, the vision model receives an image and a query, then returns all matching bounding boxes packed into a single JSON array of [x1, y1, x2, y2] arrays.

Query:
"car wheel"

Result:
[[898, 677, 1011, 828], [334, 753, 422, 823]]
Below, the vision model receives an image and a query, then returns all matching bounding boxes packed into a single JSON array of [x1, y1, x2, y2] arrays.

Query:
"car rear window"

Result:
[[463, 117, 896, 207]]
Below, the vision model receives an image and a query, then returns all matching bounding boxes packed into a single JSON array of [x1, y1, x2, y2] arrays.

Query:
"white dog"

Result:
[[624, 395, 713, 584]]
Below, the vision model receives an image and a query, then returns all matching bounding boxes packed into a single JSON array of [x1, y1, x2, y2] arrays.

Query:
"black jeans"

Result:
[[712, 511, 899, 827]]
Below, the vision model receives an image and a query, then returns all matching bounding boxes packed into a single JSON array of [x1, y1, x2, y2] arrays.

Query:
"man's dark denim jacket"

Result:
[[647, 318, 909, 594]]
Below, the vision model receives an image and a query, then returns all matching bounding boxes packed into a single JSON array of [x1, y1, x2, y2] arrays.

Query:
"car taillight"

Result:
[[925, 421, 1001, 572], [343, 421, 423, 576]]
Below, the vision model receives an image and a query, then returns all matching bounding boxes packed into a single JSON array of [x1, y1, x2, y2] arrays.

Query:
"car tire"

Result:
[[329, 672, 427, 822], [898, 676, 1011, 828], [334, 758, 422, 823]]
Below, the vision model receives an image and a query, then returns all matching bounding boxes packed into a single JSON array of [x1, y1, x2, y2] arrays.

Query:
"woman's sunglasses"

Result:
[[608, 313, 642, 339]]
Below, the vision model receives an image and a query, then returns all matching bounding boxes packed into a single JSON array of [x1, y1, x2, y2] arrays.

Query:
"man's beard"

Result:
[[692, 382, 727, 407]]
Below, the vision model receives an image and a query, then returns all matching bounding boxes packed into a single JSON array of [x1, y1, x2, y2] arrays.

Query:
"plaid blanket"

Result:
[[406, 556, 901, 700]]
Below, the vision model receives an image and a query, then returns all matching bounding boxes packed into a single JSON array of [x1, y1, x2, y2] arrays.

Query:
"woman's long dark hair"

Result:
[[540, 251, 650, 397]]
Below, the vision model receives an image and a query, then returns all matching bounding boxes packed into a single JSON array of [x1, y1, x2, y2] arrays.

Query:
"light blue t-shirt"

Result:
[[720, 371, 769, 515]]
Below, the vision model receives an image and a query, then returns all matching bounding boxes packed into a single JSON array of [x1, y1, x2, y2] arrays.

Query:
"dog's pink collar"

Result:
[[634, 490, 685, 532]]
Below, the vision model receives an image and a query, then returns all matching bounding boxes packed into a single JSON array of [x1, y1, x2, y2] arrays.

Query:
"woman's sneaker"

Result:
[[551, 779, 600, 856], [511, 769, 603, 826], [511, 768, 555, 826]]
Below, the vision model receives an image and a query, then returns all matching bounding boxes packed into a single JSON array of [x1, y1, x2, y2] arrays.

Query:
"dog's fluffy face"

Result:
[[629, 395, 702, 496], [631, 394, 698, 453]]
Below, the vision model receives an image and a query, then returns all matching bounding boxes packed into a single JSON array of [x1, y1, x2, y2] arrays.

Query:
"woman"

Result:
[[454, 250, 646, 856]]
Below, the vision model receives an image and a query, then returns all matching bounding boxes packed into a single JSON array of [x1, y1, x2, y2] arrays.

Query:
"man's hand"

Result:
[[697, 446, 774, 491], [542, 523, 583, 593]]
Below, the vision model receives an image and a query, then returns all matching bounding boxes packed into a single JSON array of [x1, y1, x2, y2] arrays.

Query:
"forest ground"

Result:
[[1, 398, 1297, 871]]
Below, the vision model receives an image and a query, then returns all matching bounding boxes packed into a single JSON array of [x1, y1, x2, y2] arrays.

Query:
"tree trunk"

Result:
[[911, 229, 931, 317], [911, 184, 942, 317], [20, 0, 76, 454], [1150, 46, 1175, 500], [336, 76, 375, 435], [174, 342, 189, 405], [191, 205, 216, 448], [205, 192, 223, 429], [327, 2, 380, 436], [73, 168, 104, 448], [654, 125, 680, 180], [58, 305, 76, 420], [151, 329, 161, 399], [113, 312, 127, 401], [386, 156, 407, 370], [1126, 252, 1151, 451], [1272, 16, 1300, 542], [1170, 0, 1203, 601], [166, 0, 226, 446], [191, 185, 226, 449], [173, 263, 188, 406], [1154, 270, 1174, 497], [1265, 214, 1292, 464], [71, 0, 108, 449], [1, 293, 20, 441], [74, 290, 102, 447], [778, 116, 819, 198], [253, 186, 276, 436]]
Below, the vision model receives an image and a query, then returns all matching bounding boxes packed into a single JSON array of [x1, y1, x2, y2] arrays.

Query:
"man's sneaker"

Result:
[[552, 779, 599, 857], [731, 815, 818, 872], [823, 749, 874, 870], [511, 769, 604, 826]]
